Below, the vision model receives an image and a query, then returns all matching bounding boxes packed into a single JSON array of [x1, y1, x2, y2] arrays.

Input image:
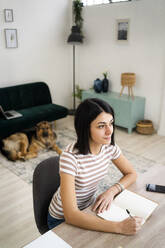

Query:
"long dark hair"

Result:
[[74, 98, 115, 154]]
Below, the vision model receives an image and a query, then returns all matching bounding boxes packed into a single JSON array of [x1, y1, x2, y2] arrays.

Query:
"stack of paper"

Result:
[[23, 230, 72, 248]]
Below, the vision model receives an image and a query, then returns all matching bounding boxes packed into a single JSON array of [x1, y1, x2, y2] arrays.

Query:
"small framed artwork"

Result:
[[4, 29, 18, 48], [116, 19, 129, 41], [4, 9, 14, 22]]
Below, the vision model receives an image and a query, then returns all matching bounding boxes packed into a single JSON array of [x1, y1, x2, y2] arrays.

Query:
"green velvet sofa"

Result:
[[0, 82, 68, 139]]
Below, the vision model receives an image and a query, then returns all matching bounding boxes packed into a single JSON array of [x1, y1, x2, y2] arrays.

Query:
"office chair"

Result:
[[33, 156, 60, 234]]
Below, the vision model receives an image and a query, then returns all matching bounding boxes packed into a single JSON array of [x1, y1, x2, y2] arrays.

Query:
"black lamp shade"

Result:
[[67, 26, 83, 44]]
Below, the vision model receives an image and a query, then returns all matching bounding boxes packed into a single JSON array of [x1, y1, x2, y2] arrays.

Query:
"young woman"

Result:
[[48, 98, 143, 235]]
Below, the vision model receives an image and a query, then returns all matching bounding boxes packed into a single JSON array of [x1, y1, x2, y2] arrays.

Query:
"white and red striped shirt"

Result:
[[49, 142, 121, 219]]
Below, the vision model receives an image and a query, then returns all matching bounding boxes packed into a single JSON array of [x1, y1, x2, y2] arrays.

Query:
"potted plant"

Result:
[[73, 0, 84, 34]]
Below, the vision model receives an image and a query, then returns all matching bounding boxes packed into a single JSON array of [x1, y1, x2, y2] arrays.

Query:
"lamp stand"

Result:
[[67, 25, 83, 115], [69, 44, 76, 115]]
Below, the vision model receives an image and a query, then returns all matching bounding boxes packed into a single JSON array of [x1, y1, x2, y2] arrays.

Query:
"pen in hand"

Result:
[[126, 209, 134, 219]]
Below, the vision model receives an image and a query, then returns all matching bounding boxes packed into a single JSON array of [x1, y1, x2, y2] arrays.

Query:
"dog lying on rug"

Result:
[[1, 121, 62, 161]]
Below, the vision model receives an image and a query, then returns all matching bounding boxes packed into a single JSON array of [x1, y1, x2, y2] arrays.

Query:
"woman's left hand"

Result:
[[92, 188, 117, 214]]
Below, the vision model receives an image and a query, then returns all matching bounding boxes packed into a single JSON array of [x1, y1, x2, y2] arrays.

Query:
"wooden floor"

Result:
[[0, 165, 39, 248], [0, 116, 165, 248]]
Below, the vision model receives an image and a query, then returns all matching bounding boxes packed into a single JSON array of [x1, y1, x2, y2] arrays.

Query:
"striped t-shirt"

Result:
[[49, 142, 121, 219]]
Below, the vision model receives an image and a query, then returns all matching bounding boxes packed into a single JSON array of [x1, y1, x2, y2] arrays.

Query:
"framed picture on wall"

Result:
[[4, 9, 14, 22], [116, 19, 129, 41], [4, 29, 18, 48]]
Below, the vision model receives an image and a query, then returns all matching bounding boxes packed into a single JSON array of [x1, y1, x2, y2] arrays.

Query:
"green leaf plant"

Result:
[[73, 0, 84, 33], [103, 71, 108, 78], [75, 84, 83, 101]]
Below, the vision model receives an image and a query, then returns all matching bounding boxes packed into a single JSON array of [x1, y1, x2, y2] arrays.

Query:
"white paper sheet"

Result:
[[98, 203, 130, 222], [23, 230, 72, 248]]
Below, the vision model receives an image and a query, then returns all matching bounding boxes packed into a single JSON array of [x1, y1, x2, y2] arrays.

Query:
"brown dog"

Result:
[[1, 121, 62, 161], [1, 132, 29, 161], [25, 121, 62, 159]]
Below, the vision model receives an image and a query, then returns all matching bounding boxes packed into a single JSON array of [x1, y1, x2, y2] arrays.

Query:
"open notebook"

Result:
[[98, 189, 158, 225], [0, 105, 22, 120]]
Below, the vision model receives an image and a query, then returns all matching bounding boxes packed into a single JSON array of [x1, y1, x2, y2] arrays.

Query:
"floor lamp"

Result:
[[67, 25, 83, 115]]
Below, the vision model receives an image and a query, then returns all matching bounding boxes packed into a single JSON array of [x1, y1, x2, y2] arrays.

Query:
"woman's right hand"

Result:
[[118, 217, 143, 235]]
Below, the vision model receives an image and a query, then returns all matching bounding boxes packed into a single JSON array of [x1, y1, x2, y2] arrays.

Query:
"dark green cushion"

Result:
[[0, 82, 52, 111], [0, 104, 68, 139]]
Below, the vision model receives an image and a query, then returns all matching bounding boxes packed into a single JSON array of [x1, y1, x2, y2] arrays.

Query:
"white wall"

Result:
[[0, 0, 164, 135], [78, 0, 165, 132], [0, 0, 72, 107], [158, 81, 165, 136]]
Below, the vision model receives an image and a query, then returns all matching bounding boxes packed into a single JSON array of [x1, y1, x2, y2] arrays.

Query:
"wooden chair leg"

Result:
[[128, 86, 131, 97], [120, 86, 124, 96], [130, 86, 134, 100]]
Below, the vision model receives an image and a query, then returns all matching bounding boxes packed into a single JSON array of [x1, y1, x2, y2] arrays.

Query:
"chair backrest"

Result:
[[33, 156, 60, 234]]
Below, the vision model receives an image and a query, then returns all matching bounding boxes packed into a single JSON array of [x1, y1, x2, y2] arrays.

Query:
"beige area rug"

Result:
[[0, 128, 161, 194]]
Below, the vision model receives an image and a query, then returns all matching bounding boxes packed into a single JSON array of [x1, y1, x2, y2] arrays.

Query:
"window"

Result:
[[82, 0, 132, 6]]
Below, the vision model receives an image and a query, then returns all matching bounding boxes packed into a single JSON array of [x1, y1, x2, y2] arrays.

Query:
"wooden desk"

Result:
[[53, 165, 165, 248]]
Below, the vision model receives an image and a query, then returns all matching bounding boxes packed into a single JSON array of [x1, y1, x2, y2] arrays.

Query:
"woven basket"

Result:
[[136, 120, 155, 135], [121, 73, 136, 87]]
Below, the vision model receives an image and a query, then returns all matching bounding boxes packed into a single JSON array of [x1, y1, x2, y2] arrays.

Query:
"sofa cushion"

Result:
[[0, 104, 68, 139], [0, 82, 52, 111]]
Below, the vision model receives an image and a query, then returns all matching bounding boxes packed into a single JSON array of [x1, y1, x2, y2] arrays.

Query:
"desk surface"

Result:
[[53, 165, 165, 248]]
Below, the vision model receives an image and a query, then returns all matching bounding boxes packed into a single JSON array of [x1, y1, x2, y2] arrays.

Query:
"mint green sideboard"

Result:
[[82, 90, 145, 134]]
